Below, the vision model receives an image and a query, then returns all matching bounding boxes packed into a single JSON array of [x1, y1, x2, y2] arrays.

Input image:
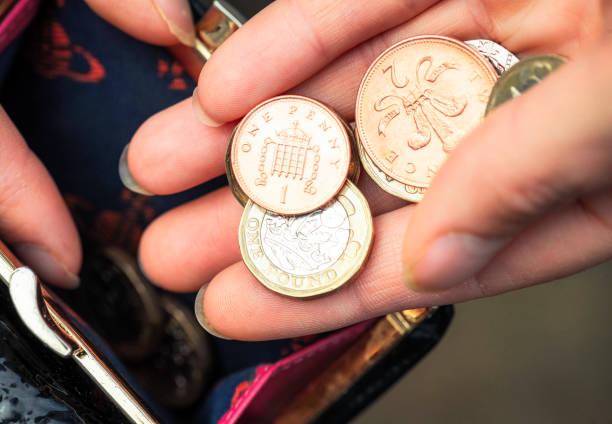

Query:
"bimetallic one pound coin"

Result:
[[465, 39, 519, 75], [356, 36, 497, 200], [486, 54, 567, 114], [239, 180, 373, 298], [231, 95, 351, 215], [227, 113, 361, 206]]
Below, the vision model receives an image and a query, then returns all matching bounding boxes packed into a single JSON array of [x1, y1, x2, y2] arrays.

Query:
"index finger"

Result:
[[195, 0, 440, 125]]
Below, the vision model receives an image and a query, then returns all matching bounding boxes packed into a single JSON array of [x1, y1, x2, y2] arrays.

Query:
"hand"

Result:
[[0, 0, 195, 287], [119, 0, 612, 340]]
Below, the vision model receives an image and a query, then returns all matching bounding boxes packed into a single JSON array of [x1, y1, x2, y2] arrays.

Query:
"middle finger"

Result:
[[139, 172, 405, 291]]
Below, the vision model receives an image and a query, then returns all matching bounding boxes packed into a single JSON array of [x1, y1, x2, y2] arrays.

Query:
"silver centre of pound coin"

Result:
[[260, 200, 350, 276], [466, 39, 519, 75]]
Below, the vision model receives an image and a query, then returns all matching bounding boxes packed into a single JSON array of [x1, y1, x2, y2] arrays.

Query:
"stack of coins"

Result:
[[227, 36, 567, 299], [227, 95, 374, 298], [354, 35, 510, 202], [354, 35, 567, 202]]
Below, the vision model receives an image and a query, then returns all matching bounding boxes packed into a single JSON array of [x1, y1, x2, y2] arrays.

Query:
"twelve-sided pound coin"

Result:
[[239, 180, 373, 298]]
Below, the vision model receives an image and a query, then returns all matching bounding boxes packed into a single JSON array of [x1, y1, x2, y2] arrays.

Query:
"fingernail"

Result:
[[118, 144, 153, 196], [192, 88, 224, 127], [150, 0, 195, 46], [12, 244, 80, 289], [402, 233, 506, 292], [194, 284, 230, 339], [136, 254, 156, 285], [402, 265, 420, 292]]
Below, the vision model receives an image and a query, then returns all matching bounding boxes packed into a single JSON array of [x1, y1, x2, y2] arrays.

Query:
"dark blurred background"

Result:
[[230, 1, 612, 422]]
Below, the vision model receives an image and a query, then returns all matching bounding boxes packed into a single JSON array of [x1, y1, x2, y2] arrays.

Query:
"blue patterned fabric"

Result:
[[0, 1, 321, 420]]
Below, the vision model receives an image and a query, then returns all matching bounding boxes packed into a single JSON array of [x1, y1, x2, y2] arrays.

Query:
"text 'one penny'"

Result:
[[231, 95, 351, 215]]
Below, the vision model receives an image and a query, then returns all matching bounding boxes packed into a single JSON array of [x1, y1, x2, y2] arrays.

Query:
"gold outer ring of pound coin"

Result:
[[225, 127, 251, 206], [356, 35, 497, 191], [227, 115, 361, 206], [238, 180, 373, 298], [355, 131, 424, 202], [230, 95, 351, 215], [486, 54, 567, 114]]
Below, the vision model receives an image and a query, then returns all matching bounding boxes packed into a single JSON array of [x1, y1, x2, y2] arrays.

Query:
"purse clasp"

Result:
[[0, 242, 159, 424], [194, 0, 244, 60]]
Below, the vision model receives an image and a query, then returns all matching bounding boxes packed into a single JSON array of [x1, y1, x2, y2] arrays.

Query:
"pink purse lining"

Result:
[[0, 0, 40, 53], [220, 319, 375, 424]]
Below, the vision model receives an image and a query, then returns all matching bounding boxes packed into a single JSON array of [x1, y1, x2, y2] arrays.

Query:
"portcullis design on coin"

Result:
[[239, 180, 373, 298], [231, 95, 351, 215], [356, 36, 497, 200]]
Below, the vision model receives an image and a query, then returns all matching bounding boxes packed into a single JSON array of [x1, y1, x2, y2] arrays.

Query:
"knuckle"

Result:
[[579, 194, 612, 236], [472, 275, 494, 298], [351, 278, 381, 316], [287, 0, 333, 61], [350, 271, 408, 318], [0, 146, 36, 211]]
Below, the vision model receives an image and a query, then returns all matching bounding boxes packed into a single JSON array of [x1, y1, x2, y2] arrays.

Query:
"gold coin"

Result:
[[230, 95, 352, 215], [238, 180, 373, 298], [340, 117, 361, 185], [355, 131, 424, 202], [225, 127, 250, 206], [486, 54, 567, 114], [227, 119, 361, 206]]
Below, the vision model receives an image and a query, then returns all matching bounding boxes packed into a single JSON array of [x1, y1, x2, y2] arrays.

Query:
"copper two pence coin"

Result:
[[356, 36, 497, 197], [231, 95, 351, 215]]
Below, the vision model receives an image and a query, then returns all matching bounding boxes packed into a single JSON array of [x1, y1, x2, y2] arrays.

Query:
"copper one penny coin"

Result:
[[231, 95, 351, 215], [356, 36, 497, 192]]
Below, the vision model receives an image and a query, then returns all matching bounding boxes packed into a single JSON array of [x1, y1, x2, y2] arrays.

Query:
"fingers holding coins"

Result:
[[355, 36, 499, 202], [230, 96, 352, 215], [222, 36, 565, 300], [228, 96, 373, 297]]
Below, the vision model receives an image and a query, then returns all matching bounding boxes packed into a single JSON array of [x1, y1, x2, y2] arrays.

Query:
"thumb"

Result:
[[402, 41, 612, 292]]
